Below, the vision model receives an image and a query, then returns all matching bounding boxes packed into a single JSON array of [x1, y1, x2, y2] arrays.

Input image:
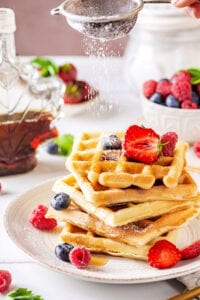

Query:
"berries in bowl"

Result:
[[141, 69, 200, 144]]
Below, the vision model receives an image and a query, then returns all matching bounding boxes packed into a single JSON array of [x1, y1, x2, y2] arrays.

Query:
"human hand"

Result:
[[171, 0, 200, 18]]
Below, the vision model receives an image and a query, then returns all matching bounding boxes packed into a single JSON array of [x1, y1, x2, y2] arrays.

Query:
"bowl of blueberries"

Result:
[[141, 69, 200, 144]]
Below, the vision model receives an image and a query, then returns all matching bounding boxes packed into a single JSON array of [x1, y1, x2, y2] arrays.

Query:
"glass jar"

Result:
[[0, 8, 64, 176], [124, 4, 200, 92]]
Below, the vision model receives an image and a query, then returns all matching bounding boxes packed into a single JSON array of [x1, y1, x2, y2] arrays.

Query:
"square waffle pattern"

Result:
[[52, 175, 200, 228], [67, 132, 198, 206], [47, 130, 200, 262], [67, 131, 188, 189]]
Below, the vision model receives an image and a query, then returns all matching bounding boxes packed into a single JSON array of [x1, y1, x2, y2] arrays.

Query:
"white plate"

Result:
[[4, 179, 200, 284], [62, 97, 97, 117]]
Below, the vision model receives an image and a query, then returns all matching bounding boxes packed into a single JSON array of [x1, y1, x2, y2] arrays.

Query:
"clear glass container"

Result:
[[0, 8, 64, 176], [124, 4, 200, 92]]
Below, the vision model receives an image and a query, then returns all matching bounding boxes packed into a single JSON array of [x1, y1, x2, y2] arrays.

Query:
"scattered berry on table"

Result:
[[101, 134, 122, 150], [58, 63, 77, 83], [0, 270, 12, 293], [165, 95, 180, 108], [180, 240, 200, 260], [124, 125, 160, 164], [148, 240, 181, 269], [156, 80, 172, 98], [0, 182, 2, 192], [69, 247, 91, 269], [55, 243, 74, 262], [51, 193, 71, 210], [194, 141, 200, 158], [143, 80, 157, 98], [161, 132, 178, 157], [149, 93, 163, 104], [181, 100, 198, 109], [63, 81, 97, 104], [46, 141, 59, 155], [29, 204, 57, 230]]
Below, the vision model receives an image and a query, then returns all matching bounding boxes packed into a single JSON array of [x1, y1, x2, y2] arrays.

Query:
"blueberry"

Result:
[[149, 93, 163, 105], [51, 192, 71, 210], [46, 141, 59, 155], [165, 94, 180, 108], [101, 134, 122, 150], [159, 78, 168, 82], [192, 91, 200, 106], [55, 243, 74, 262]]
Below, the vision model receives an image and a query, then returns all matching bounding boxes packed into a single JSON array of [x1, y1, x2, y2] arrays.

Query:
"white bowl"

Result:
[[141, 96, 200, 145]]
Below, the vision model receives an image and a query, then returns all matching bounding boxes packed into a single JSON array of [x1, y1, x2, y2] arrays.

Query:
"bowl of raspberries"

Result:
[[142, 69, 200, 144]]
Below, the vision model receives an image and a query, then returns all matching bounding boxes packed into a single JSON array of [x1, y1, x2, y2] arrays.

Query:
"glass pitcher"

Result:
[[0, 8, 64, 176]]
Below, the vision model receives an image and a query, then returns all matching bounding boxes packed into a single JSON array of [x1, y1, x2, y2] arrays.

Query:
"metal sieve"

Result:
[[51, 0, 200, 40]]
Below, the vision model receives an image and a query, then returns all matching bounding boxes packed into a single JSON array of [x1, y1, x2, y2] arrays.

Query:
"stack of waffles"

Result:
[[47, 131, 200, 261]]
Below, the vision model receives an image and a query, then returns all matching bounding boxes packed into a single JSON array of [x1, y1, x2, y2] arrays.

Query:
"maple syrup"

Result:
[[0, 110, 58, 176]]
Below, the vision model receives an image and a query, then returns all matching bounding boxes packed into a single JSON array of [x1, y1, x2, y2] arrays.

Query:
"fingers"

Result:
[[171, 0, 196, 8], [186, 3, 200, 17]]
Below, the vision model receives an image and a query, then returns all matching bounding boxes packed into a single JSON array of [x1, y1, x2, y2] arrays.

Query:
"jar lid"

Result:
[[0, 8, 16, 33]]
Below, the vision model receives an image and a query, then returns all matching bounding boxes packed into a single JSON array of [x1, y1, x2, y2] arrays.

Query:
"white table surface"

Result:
[[1, 55, 199, 300]]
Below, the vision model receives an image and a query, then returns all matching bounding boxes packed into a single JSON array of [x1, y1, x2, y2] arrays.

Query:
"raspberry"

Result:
[[171, 79, 192, 102], [181, 100, 198, 109], [69, 247, 91, 269], [194, 141, 200, 158], [29, 204, 57, 230], [197, 84, 200, 96], [143, 80, 157, 98], [156, 80, 172, 98], [0, 270, 12, 293], [180, 241, 200, 260], [148, 240, 181, 269], [171, 71, 191, 83], [161, 132, 178, 156]]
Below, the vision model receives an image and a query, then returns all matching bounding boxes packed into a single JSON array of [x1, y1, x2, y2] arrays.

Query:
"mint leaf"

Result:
[[55, 134, 74, 156], [187, 68, 200, 85], [7, 288, 43, 300], [31, 57, 59, 77]]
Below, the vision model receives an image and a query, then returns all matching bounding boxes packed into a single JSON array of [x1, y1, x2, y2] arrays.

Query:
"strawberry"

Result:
[[58, 63, 77, 83], [123, 125, 160, 164], [148, 240, 181, 269], [63, 81, 97, 104], [180, 240, 200, 260]]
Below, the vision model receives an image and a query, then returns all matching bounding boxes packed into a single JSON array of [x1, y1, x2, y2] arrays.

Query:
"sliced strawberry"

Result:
[[180, 240, 200, 260], [63, 81, 98, 105], [58, 63, 77, 83], [123, 125, 160, 164], [148, 240, 181, 269]]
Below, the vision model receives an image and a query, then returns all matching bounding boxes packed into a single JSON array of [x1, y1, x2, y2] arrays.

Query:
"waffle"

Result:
[[59, 222, 181, 261], [67, 131, 188, 189], [47, 190, 200, 246], [52, 174, 200, 227]]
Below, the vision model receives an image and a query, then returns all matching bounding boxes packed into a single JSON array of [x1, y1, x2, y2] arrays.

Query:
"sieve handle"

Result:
[[144, 0, 200, 3]]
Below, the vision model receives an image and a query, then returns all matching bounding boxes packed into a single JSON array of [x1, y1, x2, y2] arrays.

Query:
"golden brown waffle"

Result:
[[52, 174, 200, 227], [66, 158, 198, 206], [59, 222, 180, 261], [47, 190, 200, 246], [67, 131, 188, 189]]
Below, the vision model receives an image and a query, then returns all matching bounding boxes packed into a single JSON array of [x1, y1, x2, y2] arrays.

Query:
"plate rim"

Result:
[[4, 178, 200, 284]]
